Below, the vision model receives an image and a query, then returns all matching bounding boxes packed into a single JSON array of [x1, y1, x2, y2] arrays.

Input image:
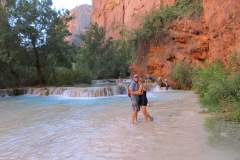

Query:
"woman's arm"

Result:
[[130, 84, 143, 95], [142, 84, 147, 91]]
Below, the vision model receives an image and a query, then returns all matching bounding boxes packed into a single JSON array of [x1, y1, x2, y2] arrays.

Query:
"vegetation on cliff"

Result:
[[131, 0, 203, 42]]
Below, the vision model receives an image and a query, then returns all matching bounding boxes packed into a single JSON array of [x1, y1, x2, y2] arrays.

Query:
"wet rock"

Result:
[[0, 88, 28, 97]]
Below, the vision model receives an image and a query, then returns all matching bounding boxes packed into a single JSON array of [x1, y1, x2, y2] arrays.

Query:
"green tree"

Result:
[[79, 23, 116, 79], [114, 40, 135, 77], [0, 0, 24, 87], [12, 0, 74, 85], [78, 23, 135, 80]]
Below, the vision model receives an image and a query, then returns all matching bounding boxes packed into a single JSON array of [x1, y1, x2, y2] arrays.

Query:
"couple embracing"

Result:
[[129, 74, 153, 124]]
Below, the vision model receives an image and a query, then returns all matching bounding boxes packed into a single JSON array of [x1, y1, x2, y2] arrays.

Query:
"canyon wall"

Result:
[[68, 5, 92, 46], [91, 0, 175, 39], [202, 0, 240, 64], [91, 0, 240, 79]]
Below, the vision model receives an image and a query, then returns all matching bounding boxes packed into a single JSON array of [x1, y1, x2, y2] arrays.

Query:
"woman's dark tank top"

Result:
[[139, 90, 148, 106]]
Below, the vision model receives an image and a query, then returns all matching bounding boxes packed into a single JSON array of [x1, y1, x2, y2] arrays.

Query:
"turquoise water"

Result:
[[0, 91, 239, 160]]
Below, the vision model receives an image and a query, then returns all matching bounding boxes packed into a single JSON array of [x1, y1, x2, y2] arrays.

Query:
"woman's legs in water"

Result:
[[142, 106, 153, 121], [136, 111, 138, 121]]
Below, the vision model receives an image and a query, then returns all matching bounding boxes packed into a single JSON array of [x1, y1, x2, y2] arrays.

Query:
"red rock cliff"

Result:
[[91, 0, 240, 79], [68, 5, 92, 46], [202, 0, 240, 64], [91, 0, 175, 39]]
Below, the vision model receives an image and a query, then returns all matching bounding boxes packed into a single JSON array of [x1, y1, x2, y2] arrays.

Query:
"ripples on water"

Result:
[[0, 91, 240, 160], [205, 118, 240, 151]]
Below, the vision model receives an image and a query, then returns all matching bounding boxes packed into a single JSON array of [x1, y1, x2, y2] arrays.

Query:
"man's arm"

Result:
[[130, 84, 143, 95]]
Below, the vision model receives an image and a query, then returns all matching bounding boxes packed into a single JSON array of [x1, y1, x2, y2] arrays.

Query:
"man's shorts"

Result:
[[131, 99, 140, 112]]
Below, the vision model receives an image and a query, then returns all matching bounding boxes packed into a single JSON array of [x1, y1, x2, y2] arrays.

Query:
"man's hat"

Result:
[[133, 74, 139, 78]]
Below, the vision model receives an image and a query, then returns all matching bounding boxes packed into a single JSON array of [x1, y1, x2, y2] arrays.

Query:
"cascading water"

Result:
[[0, 83, 161, 97], [27, 86, 128, 97]]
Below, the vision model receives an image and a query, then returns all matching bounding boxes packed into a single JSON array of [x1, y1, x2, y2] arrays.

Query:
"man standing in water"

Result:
[[129, 74, 140, 124], [165, 79, 170, 90]]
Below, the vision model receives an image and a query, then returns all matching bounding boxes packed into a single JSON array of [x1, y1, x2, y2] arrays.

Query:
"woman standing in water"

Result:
[[130, 79, 153, 122]]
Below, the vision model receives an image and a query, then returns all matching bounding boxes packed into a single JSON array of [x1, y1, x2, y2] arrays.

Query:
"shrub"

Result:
[[192, 60, 240, 121], [191, 60, 229, 111], [169, 60, 192, 89], [224, 71, 240, 121], [228, 49, 240, 73], [132, 0, 203, 42], [46, 66, 92, 86]]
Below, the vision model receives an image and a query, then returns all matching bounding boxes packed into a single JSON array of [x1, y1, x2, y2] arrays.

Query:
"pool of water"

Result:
[[0, 90, 239, 160]]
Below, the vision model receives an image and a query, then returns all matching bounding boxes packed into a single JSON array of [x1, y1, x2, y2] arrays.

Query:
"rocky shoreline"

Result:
[[0, 88, 28, 97]]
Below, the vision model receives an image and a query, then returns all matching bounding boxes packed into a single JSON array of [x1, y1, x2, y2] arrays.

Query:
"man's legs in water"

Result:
[[131, 99, 139, 124], [132, 111, 137, 124]]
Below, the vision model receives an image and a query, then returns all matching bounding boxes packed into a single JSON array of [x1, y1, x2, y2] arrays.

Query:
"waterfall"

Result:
[[0, 83, 159, 97], [27, 86, 127, 97]]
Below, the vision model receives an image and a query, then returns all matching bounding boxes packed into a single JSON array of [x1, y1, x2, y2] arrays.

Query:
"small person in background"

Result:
[[165, 79, 170, 90], [157, 76, 163, 88], [149, 77, 152, 83], [118, 77, 123, 86], [145, 73, 149, 83]]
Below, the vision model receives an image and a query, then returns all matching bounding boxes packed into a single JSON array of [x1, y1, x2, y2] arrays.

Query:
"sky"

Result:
[[52, 0, 92, 10]]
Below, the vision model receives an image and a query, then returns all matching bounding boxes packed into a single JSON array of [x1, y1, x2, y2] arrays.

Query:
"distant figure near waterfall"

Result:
[[118, 77, 123, 86], [157, 76, 163, 88], [165, 79, 170, 90]]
